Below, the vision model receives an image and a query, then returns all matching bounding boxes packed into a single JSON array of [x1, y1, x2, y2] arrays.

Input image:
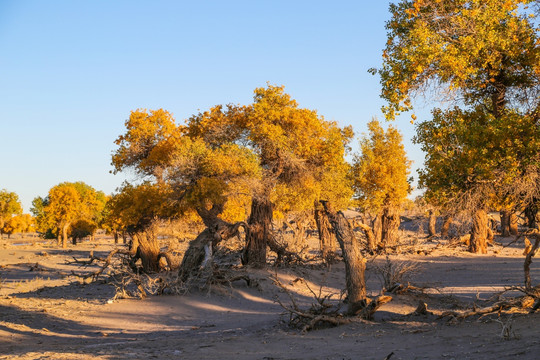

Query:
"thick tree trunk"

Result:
[[130, 229, 161, 273], [500, 209, 510, 236], [381, 207, 400, 248], [61, 223, 69, 249], [244, 197, 273, 268], [372, 214, 382, 246], [524, 233, 539, 290], [114, 231, 119, 244], [314, 206, 334, 260], [428, 210, 437, 237], [358, 223, 377, 252], [441, 215, 452, 238], [509, 212, 519, 235], [469, 209, 488, 254], [179, 204, 247, 280], [179, 221, 246, 281], [524, 202, 538, 229], [320, 201, 366, 315]]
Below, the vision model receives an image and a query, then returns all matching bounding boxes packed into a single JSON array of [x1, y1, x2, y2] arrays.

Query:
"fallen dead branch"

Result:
[[272, 274, 392, 332], [439, 295, 536, 320], [272, 274, 350, 332]]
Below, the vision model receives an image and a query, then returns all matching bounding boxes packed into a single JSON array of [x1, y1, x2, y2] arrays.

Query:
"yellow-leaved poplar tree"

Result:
[[352, 119, 411, 249]]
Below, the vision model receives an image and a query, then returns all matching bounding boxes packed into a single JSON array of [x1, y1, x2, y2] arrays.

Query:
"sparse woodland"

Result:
[[1, 1, 539, 358]]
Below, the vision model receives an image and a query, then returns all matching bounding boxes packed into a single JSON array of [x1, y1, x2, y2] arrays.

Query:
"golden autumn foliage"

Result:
[[111, 85, 353, 230], [2, 214, 33, 238], [0, 189, 23, 239], [33, 182, 106, 247], [378, 0, 539, 121], [352, 119, 412, 213], [186, 85, 354, 214]]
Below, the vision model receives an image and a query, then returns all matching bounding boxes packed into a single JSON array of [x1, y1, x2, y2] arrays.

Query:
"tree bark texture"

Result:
[[524, 233, 540, 290], [358, 223, 377, 252], [381, 207, 400, 248], [320, 201, 367, 314], [428, 210, 437, 237], [314, 207, 334, 260], [441, 216, 452, 238], [509, 213, 519, 235], [500, 209, 510, 236], [130, 229, 161, 273], [244, 197, 273, 268], [178, 204, 247, 280], [372, 214, 382, 247], [469, 209, 488, 254], [61, 223, 69, 249], [524, 202, 538, 229]]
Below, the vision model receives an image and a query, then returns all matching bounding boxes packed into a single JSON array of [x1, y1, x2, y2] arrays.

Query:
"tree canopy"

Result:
[[0, 189, 23, 239], [32, 182, 106, 247], [377, 0, 539, 121], [352, 119, 412, 213]]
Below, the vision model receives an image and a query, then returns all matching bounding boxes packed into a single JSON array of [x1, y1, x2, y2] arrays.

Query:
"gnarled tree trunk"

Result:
[[61, 223, 69, 249], [381, 207, 400, 248], [179, 204, 247, 280], [372, 214, 382, 247], [315, 205, 335, 260], [320, 201, 366, 315], [441, 215, 452, 238], [509, 212, 519, 235], [524, 201, 538, 229], [500, 209, 510, 236], [469, 209, 488, 254], [428, 210, 437, 237], [244, 197, 273, 268]]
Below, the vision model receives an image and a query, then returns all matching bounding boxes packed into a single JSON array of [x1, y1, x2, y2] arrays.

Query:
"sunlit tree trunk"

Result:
[[509, 212, 519, 235], [244, 197, 272, 268], [314, 205, 334, 261], [441, 215, 452, 238], [372, 214, 382, 247], [381, 207, 400, 247], [320, 201, 366, 314], [179, 204, 247, 280], [469, 209, 488, 254], [61, 223, 69, 249]]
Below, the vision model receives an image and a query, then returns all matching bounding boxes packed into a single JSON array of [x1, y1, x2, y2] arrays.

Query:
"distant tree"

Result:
[[35, 182, 106, 248], [0, 190, 23, 239], [352, 119, 411, 249], [2, 214, 33, 239]]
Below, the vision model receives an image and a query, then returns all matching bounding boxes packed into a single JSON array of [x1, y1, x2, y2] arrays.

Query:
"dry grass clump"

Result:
[[373, 255, 422, 293]]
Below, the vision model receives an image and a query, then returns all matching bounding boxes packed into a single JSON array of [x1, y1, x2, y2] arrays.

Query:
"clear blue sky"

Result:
[[0, 0, 425, 212]]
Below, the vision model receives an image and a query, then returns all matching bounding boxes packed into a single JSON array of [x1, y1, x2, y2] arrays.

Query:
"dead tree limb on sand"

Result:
[[67, 248, 131, 281], [272, 275, 351, 332], [439, 296, 536, 320]]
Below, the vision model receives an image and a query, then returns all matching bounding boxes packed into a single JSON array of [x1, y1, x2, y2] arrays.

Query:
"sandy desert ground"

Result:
[[0, 223, 539, 360]]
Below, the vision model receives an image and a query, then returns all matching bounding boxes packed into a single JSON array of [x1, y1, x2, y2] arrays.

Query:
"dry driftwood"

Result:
[[67, 248, 131, 281], [439, 295, 536, 320]]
